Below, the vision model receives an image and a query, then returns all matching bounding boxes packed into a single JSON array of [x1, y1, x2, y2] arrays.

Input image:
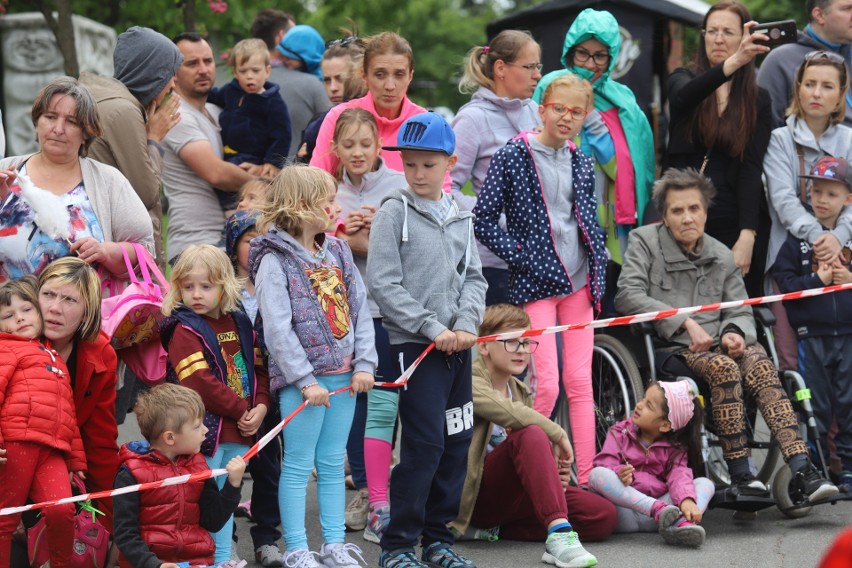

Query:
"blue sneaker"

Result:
[[839, 470, 852, 494], [421, 542, 475, 568], [379, 549, 428, 568]]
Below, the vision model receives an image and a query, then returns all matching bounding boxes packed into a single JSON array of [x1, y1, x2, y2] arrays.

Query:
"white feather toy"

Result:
[[15, 170, 71, 241]]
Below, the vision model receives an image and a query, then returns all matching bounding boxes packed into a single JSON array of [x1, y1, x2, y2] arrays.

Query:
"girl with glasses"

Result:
[[451, 30, 543, 307], [474, 73, 608, 485], [664, 1, 771, 298], [763, 52, 852, 384], [534, 8, 656, 266]]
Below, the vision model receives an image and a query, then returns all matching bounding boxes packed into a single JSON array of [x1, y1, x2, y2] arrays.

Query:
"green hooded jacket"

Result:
[[533, 8, 654, 225]]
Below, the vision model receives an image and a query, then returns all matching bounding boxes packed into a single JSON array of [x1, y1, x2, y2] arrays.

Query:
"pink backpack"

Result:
[[101, 243, 169, 385]]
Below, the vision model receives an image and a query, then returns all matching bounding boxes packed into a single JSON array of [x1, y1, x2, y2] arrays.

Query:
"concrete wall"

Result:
[[0, 13, 116, 156]]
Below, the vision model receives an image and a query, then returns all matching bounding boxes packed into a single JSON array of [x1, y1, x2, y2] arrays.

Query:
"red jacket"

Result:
[[116, 442, 214, 567], [73, 331, 120, 530], [0, 333, 86, 471]]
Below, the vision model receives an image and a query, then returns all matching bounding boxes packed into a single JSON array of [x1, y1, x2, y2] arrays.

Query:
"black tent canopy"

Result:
[[487, 0, 712, 116]]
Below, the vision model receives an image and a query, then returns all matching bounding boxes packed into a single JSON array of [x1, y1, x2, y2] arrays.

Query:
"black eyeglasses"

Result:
[[572, 47, 610, 66], [505, 61, 544, 73], [496, 338, 540, 353], [325, 36, 362, 49], [804, 50, 846, 65]]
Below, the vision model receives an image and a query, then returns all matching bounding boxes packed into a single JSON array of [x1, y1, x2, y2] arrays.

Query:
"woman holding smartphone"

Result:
[[664, 1, 771, 297]]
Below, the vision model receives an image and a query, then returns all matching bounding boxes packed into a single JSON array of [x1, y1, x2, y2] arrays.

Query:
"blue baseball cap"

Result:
[[383, 111, 455, 155]]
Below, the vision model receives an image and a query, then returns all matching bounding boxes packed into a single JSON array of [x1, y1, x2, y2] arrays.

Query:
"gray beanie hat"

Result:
[[114, 26, 184, 107]]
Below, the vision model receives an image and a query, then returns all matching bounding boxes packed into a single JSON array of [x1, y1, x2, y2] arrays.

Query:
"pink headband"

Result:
[[658, 380, 696, 431]]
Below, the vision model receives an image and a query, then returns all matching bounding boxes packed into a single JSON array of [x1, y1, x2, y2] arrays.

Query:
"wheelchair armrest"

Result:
[[753, 305, 776, 327]]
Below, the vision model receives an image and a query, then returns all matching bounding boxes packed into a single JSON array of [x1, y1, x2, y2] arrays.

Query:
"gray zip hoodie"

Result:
[[367, 187, 487, 345], [451, 87, 540, 270]]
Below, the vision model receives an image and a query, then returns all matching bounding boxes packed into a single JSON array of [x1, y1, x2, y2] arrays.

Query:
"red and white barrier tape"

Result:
[[4, 281, 850, 516]]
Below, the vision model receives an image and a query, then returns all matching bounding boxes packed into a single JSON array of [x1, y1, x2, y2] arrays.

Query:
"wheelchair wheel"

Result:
[[591, 334, 644, 449], [704, 397, 781, 487], [771, 464, 812, 518]]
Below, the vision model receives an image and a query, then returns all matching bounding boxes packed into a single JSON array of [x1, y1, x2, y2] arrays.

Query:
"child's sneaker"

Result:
[[321, 542, 367, 567], [655, 505, 681, 530], [256, 544, 284, 567], [660, 521, 706, 548], [283, 548, 322, 568], [449, 525, 500, 542], [378, 549, 429, 567], [421, 542, 475, 568], [235, 499, 252, 520], [542, 531, 597, 567], [345, 489, 371, 531], [363, 505, 390, 544]]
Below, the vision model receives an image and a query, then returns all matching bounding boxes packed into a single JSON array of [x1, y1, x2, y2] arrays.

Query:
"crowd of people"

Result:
[[0, 2, 851, 568]]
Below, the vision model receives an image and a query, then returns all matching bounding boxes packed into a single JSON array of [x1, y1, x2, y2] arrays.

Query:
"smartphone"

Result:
[[751, 20, 797, 48]]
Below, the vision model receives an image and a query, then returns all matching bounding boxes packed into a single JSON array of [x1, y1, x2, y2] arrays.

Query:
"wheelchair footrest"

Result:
[[711, 487, 776, 512]]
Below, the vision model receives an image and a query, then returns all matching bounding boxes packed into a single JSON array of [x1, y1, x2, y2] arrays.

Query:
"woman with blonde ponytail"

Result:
[[452, 30, 542, 305]]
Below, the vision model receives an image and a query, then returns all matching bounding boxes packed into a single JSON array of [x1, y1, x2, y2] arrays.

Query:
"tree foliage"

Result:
[[7, 0, 509, 110]]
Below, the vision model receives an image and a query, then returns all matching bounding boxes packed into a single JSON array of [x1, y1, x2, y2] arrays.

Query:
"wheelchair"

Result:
[[553, 304, 849, 518]]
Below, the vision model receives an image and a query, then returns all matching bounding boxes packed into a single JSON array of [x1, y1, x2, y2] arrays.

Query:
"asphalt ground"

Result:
[[116, 414, 851, 568]]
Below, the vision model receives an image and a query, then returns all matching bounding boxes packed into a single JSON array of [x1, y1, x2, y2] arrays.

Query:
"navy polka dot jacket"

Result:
[[473, 132, 607, 309]]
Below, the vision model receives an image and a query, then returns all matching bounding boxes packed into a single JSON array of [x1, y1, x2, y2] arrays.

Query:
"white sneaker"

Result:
[[345, 489, 370, 531], [542, 531, 597, 568], [283, 549, 322, 568], [320, 542, 367, 567], [256, 544, 284, 567]]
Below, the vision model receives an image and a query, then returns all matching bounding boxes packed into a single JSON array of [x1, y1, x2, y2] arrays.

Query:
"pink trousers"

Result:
[[525, 289, 595, 484]]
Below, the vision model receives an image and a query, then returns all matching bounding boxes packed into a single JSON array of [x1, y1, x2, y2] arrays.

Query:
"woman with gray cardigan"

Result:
[[0, 77, 153, 283], [763, 51, 852, 371], [451, 30, 542, 305]]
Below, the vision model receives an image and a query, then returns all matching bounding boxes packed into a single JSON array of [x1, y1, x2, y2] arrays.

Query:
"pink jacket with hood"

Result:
[[593, 418, 696, 506]]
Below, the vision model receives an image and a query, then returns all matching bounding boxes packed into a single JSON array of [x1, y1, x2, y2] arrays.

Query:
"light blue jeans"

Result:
[[205, 441, 250, 563], [279, 372, 355, 550]]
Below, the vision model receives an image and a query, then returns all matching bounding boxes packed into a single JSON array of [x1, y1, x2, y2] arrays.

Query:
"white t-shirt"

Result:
[[162, 100, 226, 261]]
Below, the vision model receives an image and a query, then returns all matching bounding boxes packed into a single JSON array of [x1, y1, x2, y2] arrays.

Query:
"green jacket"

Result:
[[533, 8, 654, 225], [450, 357, 563, 534]]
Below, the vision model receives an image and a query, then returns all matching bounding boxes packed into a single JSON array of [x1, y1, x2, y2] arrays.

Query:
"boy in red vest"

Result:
[[113, 383, 246, 567]]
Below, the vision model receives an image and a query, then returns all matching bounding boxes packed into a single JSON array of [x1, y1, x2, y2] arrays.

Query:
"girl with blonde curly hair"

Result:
[[250, 164, 378, 567]]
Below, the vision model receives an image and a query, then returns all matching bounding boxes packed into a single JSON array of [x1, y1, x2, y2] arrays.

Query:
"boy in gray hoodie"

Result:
[[367, 112, 487, 568]]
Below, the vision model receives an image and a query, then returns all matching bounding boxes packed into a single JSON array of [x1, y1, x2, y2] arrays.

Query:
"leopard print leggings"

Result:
[[680, 344, 807, 461]]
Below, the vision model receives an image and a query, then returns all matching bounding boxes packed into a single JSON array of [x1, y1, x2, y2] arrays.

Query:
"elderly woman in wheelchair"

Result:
[[614, 168, 837, 504]]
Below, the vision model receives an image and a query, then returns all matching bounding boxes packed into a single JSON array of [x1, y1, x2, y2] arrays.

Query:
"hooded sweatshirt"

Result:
[[533, 8, 654, 227], [451, 87, 541, 270], [113, 26, 183, 107], [367, 187, 487, 345]]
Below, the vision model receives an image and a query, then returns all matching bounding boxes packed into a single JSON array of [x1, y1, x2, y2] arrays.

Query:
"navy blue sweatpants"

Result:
[[381, 344, 474, 552], [799, 335, 852, 468], [249, 403, 283, 549]]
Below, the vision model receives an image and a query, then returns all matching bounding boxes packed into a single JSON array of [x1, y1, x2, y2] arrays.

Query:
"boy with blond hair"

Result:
[[113, 383, 246, 568], [368, 112, 487, 568], [774, 156, 852, 494], [452, 304, 614, 567], [208, 38, 292, 210]]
